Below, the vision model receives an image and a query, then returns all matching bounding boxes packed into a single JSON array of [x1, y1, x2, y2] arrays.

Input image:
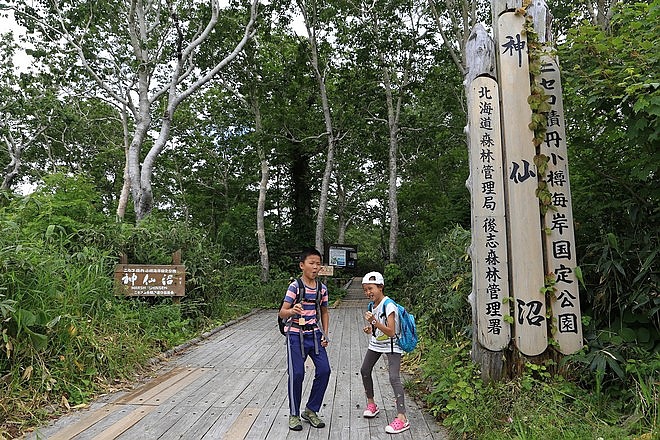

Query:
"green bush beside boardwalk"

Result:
[[0, 189, 656, 439]]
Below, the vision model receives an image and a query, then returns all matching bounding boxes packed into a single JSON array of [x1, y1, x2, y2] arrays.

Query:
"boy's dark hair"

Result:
[[299, 247, 322, 263]]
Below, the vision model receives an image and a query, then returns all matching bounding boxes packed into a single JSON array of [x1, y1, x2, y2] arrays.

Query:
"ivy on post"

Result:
[[496, 5, 548, 358], [467, 0, 585, 377], [527, 0, 583, 356], [466, 0, 584, 380]]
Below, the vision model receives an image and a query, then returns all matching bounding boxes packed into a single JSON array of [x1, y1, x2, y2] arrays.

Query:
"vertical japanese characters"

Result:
[[538, 54, 583, 354], [467, 6, 583, 358], [497, 12, 547, 356], [469, 77, 511, 351]]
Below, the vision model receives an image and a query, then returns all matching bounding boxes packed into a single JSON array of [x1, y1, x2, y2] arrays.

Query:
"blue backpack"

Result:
[[370, 298, 418, 353]]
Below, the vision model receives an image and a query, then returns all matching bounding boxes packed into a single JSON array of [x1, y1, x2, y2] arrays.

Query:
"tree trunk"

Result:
[[428, 0, 478, 74], [1, 115, 46, 192], [295, 0, 337, 257], [291, 151, 315, 246], [1, 131, 21, 192], [127, 79, 152, 221], [381, 56, 405, 264], [219, 76, 271, 280], [116, 106, 132, 220], [253, 96, 270, 282], [335, 172, 348, 244], [117, 161, 130, 221], [28, 0, 258, 223], [584, 0, 618, 32]]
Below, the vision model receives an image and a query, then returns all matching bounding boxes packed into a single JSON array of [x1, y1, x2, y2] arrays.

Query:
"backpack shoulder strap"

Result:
[[314, 280, 330, 343], [382, 297, 397, 353], [295, 278, 304, 303], [315, 281, 322, 305], [382, 297, 395, 315]]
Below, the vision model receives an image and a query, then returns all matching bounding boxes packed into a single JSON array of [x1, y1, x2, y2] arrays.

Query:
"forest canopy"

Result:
[[0, 0, 657, 438]]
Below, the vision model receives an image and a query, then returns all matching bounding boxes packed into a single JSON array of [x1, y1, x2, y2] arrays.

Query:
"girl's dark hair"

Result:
[[299, 247, 322, 263]]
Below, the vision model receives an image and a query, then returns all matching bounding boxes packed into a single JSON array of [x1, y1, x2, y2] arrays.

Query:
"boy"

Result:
[[278, 248, 331, 431]]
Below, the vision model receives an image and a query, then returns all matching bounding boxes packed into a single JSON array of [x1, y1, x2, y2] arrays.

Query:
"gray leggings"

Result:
[[360, 349, 406, 414]]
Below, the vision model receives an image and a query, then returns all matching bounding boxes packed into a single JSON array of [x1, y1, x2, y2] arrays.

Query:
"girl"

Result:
[[360, 271, 410, 434]]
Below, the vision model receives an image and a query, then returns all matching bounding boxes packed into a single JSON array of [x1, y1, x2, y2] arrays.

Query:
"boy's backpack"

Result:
[[278, 278, 323, 335], [371, 298, 418, 353]]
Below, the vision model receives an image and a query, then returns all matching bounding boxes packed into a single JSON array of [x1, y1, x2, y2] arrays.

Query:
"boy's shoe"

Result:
[[363, 403, 380, 418], [289, 415, 303, 431], [385, 418, 410, 434], [301, 408, 326, 428]]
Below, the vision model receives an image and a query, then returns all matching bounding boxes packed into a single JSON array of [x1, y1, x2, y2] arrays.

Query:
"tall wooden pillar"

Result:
[[496, 11, 547, 356]]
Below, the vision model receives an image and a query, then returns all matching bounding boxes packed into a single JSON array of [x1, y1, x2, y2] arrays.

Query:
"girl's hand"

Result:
[[363, 325, 371, 334]]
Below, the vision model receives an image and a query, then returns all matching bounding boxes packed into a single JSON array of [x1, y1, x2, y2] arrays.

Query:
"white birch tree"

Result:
[[8, 0, 259, 221], [0, 33, 50, 191], [345, 0, 433, 263], [294, 0, 339, 257]]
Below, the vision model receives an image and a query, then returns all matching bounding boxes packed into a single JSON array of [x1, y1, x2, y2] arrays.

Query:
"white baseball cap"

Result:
[[362, 271, 384, 285]]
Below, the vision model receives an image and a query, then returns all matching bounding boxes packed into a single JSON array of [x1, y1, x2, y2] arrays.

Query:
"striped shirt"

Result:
[[283, 280, 328, 333]]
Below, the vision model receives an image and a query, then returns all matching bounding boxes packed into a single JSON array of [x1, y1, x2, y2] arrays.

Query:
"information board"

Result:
[[327, 244, 357, 268]]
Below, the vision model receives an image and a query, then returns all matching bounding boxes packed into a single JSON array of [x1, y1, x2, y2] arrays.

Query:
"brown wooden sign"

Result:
[[114, 264, 186, 297], [319, 265, 334, 276]]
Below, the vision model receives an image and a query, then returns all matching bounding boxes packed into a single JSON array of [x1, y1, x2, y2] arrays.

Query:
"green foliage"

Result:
[[562, 1, 659, 148], [559, 0, 659, 369], [0, 181, 292, 435], [208, 264, 288, 312], [416, 335, 656, 439], [383, 263, 403, 287], [8, 173, 106, 236], [583, 232, 659, 338], [405, 225, 657, 439], [420, 337, 481, 424], [398, 225, 472, 340]]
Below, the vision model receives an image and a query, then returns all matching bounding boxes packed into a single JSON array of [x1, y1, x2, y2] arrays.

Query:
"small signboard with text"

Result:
[[114, 264, 186, 297], [319, 265, 334, 276]]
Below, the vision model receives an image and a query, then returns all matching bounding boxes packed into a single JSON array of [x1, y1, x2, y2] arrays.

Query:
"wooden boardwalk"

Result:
[[25, 278, 447, 440]]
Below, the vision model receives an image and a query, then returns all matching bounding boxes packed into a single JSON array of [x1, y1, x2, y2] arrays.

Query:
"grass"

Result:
[[406, 333, 658, 440]]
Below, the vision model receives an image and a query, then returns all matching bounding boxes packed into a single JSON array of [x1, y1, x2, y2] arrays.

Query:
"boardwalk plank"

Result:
[[199, 367, 281, 439], [25, 278, 447, 440], [68, 404, 150, 440], [45, 404, 117, 440]]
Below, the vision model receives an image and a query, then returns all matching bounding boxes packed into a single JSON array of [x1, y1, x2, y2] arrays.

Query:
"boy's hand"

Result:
[[291, 303, 303, 316]]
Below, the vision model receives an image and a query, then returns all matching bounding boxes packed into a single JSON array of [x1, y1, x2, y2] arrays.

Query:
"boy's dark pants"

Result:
[[286, 331, 331, 416]]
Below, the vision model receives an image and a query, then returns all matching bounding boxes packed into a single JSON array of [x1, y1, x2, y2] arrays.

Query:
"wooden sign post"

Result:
[[537, 52, 583, 354], [467, 0, 583, 380], [496, 11, 547, 356], [468, 75, 511, 351]]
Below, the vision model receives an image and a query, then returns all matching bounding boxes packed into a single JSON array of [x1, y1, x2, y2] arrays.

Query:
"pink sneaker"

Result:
[[385, 417, 410, 434], [362, 402, 379, 418]]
